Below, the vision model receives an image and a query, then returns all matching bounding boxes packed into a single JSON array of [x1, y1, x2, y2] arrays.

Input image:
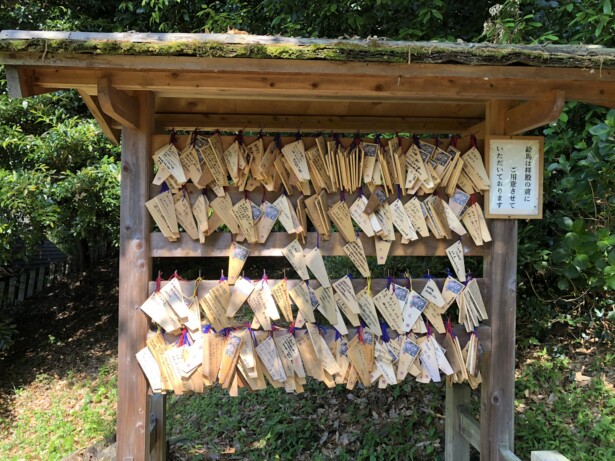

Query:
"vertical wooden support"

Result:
[[17, 272, 27, 303], [7, 277, 16, 305], [117, 91, 155, 461], [36, 266, 45, 292], [445, 384, 471, 461], [26, 268, 36, 298], [149, 393, 167, 460], [481, 100, 518, 461]]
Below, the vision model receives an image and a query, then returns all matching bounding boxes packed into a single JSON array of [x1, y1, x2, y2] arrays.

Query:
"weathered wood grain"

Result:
[[116, 91, 155, 461], [150, 231, 487, 258], [1, 30, 614, 69], [445, 385, 472, 461], [459, 405, 481, 452], [481, 100, 518, 461], [24, 67, 615, 107]]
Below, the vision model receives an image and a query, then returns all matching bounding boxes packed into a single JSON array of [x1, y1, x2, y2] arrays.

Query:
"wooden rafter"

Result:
[[467, 91, 566, 137], [504, 90, 565, 135], [4, 65, 35, 98], [77, 89, 121, 145], [97, 77, 140, 129], [154, 113, 482, 133]]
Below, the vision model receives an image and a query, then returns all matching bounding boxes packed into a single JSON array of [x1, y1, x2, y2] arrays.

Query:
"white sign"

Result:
[[486, 136, 543, 219]]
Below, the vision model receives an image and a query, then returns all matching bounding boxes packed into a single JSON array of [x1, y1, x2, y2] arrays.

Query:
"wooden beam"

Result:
[[154, 113, 481, 133], [77, 89, 120, 145], [499, 447, 523, 461], [28, 68, 615, 106], [465, 121, 486, 139], [445, 385, 472, 461], [4, 65, 35, 98], [148, 413, 157, 453], [481, 99, 518, 461], [117, 91, 154, 460], [149, 232, 489, 258], [531, 451, 570, 461], [97, 77, 140, 129], [154, 97, 486, 119], [149, 393, 166, 461], [1, 53, 613, 81], [505, 90, 565, 135], [458, 406, 481, 452], [463, 91, 565, 138]]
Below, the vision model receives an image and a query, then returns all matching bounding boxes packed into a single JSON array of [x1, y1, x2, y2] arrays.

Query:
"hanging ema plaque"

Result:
[[485, 136, 544, 219]]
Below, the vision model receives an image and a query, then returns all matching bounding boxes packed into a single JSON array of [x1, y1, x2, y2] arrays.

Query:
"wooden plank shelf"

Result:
[[150, 231, 488, 258]]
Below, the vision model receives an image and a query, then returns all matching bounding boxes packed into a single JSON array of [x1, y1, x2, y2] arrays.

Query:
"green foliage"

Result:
[[516, 106, 615, 339], [482, 0, 614, 45], [0, 0, 126, 32], [51, 154, 121, 252], [117, 0, 492, 41], [515, 349, 615, 460], [544, 107, 614, 292], [167, 380, 445, 460], [0, 317, 16, 353], [0, 165, 59, 263], [0, 76, 120, 264], [0, 369, 117, 460]]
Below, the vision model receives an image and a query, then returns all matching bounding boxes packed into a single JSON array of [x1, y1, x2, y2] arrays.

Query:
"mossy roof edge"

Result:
[[1, 30, 615, 68]]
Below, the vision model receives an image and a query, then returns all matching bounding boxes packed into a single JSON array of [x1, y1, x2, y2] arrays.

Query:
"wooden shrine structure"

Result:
[[1, 30, 614, 461]]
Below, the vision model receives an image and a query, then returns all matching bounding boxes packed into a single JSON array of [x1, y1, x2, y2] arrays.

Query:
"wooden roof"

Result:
[[2, 30, 615, 144]]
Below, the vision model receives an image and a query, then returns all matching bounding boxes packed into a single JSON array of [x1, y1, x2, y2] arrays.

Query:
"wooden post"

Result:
[[445, 384, 471, 461], [17, 272, 27, 303], [481, 100, 518, 461], [36, 266, 45, 292], [117, 91, 155, 461], [149, 393, 166, 460], [26, 268, 36, 298], [7, 277, 16, 305]]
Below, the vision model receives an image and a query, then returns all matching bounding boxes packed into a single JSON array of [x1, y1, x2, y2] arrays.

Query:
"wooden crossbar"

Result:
[[150, 231, 487, 258], [459, 406, 481, 451]]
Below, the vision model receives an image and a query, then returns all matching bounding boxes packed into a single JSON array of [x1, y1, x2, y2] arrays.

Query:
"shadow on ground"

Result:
[[0, 257, 120, 423]]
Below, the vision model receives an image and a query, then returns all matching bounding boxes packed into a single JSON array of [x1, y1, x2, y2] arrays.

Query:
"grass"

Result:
[[2, 345, 613, 460], [0, 358, 117, 460], [166, 344, 615, 460], [514, 348, 615, 461], [166, 380, 446, 460]]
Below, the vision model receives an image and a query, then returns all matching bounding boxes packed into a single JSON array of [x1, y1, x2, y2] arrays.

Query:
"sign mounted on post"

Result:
[[485, 136, 544, 219]]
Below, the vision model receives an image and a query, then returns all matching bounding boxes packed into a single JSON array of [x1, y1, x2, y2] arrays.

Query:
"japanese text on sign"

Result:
[[487, 137, 543, 219]]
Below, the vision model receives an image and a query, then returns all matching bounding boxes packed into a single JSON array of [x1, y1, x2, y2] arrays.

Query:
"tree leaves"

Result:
[[0, 85, 120, 265]]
